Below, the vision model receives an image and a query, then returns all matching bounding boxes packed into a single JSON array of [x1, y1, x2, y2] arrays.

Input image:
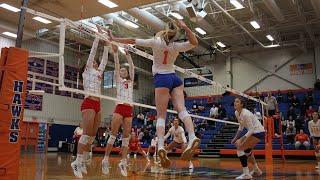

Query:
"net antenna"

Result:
[[24, 7, 268, 125]]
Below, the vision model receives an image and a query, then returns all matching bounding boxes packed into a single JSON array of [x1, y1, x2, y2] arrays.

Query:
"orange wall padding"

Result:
[[0, 47, 29, 180]]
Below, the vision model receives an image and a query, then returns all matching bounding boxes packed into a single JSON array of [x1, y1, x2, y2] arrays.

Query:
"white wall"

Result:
[[0, 36, 15, 49], [233, 47, 315, 92], [0, 36, 154, 125], [182, 46, 317, 97]]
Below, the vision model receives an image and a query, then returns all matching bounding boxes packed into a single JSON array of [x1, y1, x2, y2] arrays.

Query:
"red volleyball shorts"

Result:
[[129, 144, 140, 151], [114, 104, 133, 118], [81, 98, 101, 113]]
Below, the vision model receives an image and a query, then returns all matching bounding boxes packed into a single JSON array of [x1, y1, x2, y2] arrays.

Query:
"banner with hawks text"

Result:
[[0, 47, 29, 179]]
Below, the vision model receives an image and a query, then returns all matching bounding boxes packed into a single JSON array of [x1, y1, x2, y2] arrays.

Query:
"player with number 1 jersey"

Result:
[[109, 20, 200, 168]]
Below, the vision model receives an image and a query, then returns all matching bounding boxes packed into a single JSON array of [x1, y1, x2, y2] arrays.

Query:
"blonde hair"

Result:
[[156, 21, 180, 43]]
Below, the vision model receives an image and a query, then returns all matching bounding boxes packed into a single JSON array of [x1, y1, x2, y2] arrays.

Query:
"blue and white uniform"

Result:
[[135, 37, 195, 91], [235, 108, 265, 140]]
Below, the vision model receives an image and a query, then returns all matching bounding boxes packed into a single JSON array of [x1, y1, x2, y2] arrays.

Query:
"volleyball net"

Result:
[[23, 7, 267, 126]]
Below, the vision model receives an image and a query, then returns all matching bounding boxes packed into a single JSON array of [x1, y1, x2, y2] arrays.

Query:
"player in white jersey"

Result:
[[308, 112, 320, 169], [71, 27, 109, 179], [164, 118, 194, 169], [109, 19, 200, 168], [102, 45, 135, 177], [231, 98, 265, 180], [147, 136, 158, 159]]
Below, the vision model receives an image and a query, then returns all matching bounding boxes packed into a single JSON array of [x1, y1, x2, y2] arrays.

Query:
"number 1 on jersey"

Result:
[[163, 50, 169, 64]]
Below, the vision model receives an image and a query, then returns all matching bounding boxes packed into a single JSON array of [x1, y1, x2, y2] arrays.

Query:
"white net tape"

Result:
[[24, 8, 268, 126]]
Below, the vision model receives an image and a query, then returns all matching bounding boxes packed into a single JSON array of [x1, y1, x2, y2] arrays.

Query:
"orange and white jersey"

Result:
[[308, 120, 320, 137], [83, 37, 108, 96], [116, 78, 133, 103], [136, 37, 195, 75]]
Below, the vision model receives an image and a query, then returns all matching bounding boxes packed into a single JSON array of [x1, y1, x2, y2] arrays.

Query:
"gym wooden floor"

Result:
[[19, 153, 319, 180]]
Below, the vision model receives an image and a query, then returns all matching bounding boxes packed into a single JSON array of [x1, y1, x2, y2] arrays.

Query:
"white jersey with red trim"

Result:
[[308, 120, 320, 137], [82, 68, 103, 95], [116, 78, 133, 103], [165, 126, 187, 144], [136, 37, 195, 75], [82, 37, 108, 96]]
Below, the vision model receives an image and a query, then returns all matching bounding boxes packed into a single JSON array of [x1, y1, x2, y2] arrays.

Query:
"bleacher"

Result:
[[94, 89, 319, 157], [185, 89, 319, 158]]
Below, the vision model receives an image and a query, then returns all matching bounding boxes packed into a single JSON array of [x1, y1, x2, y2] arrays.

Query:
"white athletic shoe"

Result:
[[189, 161, 194, 169], [118, 159, 128, 177], [316, 165, 320, 169], [127, 154, 130, 159], [181, 137, 200, 160], [134, 154, 137, 159], [236, 173, 253, 179], [158, 148, 171, 168], [101, 159, 110, 175], [71, 161, 83, 178], [250, 168, 262, 176]]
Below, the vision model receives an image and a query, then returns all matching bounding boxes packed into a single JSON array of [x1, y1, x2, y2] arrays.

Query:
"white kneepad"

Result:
[[107, 135, 116, 145], [156, 118, 166, 128], [79, 135, 90, 145], [237, 150, 245, 157], [122, 137, 130, 147], [178, 110, 190, 122]]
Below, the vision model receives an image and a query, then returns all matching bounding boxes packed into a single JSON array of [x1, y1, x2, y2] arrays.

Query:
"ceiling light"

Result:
[[170, 12, 183, 20], [98, 0, 118, 8], [230, 0, 244, 9], [125, 20, 139, 29], [155, 4, 168, 8], [266, 35, 274, 41], [0, 3, 20, 12], [38, 28, 49, 34], [265, 44, 280, 48], [195, 27, 206, 35], [33, 17, 52, 24], [2, 32, 17, 38], [250, 21, 260, 29], [217, 42, 226, 48]]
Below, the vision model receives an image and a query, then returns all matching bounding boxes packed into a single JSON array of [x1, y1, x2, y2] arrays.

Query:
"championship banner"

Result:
[[25, 94, 43, 111], [290, 63, 313, 75], [0, 47, 29, 179]]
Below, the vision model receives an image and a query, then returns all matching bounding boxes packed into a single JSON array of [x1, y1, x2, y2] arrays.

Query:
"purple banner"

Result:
[[65, 65, 79, 82], [73, 84, 85, 99], [25, 94, 43, 111], [35, 76, 54, 94], [27, 74, 33, 90], [28, 57, 45, 74], [46, 60, 59, 77], [55, 80, 71, 97]]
